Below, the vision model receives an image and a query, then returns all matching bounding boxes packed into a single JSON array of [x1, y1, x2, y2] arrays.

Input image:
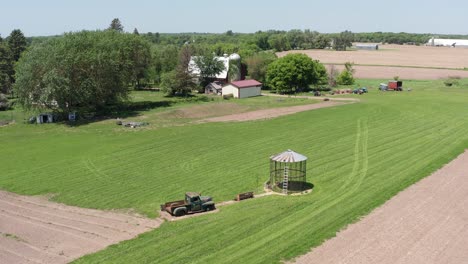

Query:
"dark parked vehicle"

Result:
[[161, 192, 215, 217]]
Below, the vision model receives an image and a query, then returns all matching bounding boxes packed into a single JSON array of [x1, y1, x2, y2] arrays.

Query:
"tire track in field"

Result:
[[82, 158, 113, 183], [208, 116, 466, 263], [210, 119, 370, 262], [293, 149, 468, 264]]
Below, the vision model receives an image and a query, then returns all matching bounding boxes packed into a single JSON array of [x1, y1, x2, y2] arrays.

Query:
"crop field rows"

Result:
[[279, 45, 468, 79], [1, 80, 468, 263], [295, 149, 468, 263]]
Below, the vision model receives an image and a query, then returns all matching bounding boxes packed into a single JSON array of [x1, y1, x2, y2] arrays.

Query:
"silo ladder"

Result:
[[282, 166, 289, 194]]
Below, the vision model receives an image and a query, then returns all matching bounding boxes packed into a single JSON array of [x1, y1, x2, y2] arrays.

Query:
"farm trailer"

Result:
[[380, 81, 403, 91]]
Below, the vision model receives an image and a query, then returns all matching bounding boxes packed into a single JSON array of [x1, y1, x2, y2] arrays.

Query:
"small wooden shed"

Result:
[[222, 80, 262, 99]]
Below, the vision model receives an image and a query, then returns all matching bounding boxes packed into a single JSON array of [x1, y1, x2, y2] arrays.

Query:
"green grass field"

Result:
[[1, 79, 468, 263]]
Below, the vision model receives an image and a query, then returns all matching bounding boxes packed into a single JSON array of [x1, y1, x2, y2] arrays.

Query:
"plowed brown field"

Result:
[[278, 45, 468, 79], [0, 191, 162, 264], [293, 150, 468, 264]]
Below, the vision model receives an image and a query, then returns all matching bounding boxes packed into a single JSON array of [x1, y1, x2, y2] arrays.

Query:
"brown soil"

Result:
[[293, 150, 468, 264], [279, 45, 468, 69], [201, 101, 346, 122], [159, 102, 249, 119], [334, 65, 468, 80], [0, 191, 162, 264], [278, 45, 468, 79]]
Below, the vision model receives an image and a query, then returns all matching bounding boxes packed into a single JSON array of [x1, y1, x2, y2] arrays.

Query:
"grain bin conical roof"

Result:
[[270, 149, 307, 163]]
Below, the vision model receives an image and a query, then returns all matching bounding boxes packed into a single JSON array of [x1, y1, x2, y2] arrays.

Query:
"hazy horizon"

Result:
[[1, 0, 468, 37]]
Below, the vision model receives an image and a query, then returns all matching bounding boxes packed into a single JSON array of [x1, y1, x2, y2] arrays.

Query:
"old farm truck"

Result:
[[161, 192, 215, 217]]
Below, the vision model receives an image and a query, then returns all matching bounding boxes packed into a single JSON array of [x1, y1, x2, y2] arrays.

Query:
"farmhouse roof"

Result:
[[231, 79, 262, 88], [206, 81, 223, 90], [270, 149, 307, 163]]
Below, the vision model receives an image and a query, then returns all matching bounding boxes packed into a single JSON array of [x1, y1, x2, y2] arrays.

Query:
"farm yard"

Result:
[[3, 2, 468, 263], [1, 78, 468, 263], [278, 44, 468, 79]]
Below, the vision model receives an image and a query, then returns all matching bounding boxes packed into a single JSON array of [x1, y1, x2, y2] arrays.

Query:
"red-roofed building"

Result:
[[222, 79, 262, 99]]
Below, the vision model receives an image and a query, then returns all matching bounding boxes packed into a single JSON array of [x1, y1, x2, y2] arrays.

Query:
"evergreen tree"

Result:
[[0, 42, 13, 94], [7, 29, 27, 61], [108, 18, 124, 32], [133, 28, 139, 35]]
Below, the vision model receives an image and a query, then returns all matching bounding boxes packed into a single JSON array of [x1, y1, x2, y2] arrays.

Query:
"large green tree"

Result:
[[268, 34, 291, 52], [333, 30, 354, 51], [7, 29, 27, 61], [161, 46, 196, 96], [193, 51, 225, 87], [151, 44, 180, 84], [14, 30, 151, 113], [266, 53, 327, 94], [128, 35, 152, 88], [244, 52, 277, 87]]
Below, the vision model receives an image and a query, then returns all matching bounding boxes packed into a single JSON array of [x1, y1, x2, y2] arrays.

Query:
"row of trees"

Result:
[[137, 30, 455, 52], [10, 19, 360, 114], [15, 30, 151, 113], [12, 36, 351, 112]]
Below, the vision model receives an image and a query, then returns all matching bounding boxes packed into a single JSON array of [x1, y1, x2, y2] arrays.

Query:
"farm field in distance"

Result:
[[278, 44, 468, 79], [1, 79, 468, 263]]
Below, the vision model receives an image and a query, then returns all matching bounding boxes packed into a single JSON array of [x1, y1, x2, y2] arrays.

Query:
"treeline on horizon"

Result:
[[5, 27, 467, 91], [3, 21, 468, 114], [25, 30, 468, 50]]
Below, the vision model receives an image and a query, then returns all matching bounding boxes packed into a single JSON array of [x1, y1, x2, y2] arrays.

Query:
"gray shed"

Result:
[[37, 113, 54, 124], [355, 43, 379, 50]]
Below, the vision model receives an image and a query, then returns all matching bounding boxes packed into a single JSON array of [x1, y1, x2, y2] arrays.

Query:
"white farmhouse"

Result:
[[222, 80, 262, 99]]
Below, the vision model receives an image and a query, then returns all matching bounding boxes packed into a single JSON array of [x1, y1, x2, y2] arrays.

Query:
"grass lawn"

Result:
[[1, 79, 468, 263]]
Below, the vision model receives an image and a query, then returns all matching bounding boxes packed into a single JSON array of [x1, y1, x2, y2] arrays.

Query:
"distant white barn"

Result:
[[427, 38, 468, 47], [188, 53, 241, 83]]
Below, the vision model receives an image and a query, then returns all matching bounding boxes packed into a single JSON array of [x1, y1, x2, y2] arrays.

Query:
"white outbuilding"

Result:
[[355, 43, 379, 50], [427, 38, 468, 47], [222, 80, 262, 99]]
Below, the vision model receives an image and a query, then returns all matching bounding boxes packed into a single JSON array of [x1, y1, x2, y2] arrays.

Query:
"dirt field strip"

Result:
[[279, 44, 468, 80], [278, 45, 468, 69], [0, 186, 309, 263], [0, 191, 163, 264], [201, 100, 351, 123], [293, 150, 468, 264], [334, 65, 468, 80]]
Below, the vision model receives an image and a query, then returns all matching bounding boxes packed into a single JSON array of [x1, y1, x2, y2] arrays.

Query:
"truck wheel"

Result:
[[206, 205, 215, 211], [175, 209, 186, 217]]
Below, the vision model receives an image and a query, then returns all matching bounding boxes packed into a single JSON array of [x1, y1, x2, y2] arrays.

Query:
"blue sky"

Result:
[[1, 0, 467, 37]]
